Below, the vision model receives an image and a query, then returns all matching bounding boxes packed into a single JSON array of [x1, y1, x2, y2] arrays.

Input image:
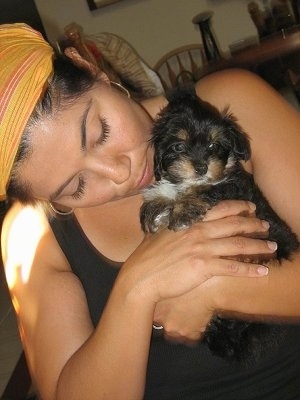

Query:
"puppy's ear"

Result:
[[222, 111, 251, 161], [229, 125, 251, 161]]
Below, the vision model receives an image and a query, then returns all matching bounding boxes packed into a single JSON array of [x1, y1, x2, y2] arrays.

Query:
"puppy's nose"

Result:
[[195, 164, 208, 175]]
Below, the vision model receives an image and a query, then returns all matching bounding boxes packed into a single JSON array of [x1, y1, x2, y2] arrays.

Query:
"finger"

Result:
[[203, 257, 270, 278], [197, 215, 270, 239], [163, 329, 202, 345], [164, 335, 200, 347], [203, 200, 256, 221], [206, 236, 277, 258], [64, 47, 100, 76]]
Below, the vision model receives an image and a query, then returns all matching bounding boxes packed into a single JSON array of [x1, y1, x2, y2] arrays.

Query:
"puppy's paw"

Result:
[[169, 201, 206, 230], [140, 202, 172, 233]]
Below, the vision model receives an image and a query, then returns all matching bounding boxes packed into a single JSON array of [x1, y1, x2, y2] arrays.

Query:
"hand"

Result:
[[149, 200, 275, 343], [120, 200, 274, 305], [203, 199, 257, 221], [154, 285, 213, 346], [203, 199, 271, 243]]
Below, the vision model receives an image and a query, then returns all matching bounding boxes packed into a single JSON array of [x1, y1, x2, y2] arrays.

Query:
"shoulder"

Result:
[[2, 202, 48, 268], [194, 68, 300, 158], [1, 202, 93, 398], [140, 69, 283, 119], [1, 202, 70, 291], [140, 94, 167, 119], [195, 68, 288, 109], [196, 68, 300, 235]]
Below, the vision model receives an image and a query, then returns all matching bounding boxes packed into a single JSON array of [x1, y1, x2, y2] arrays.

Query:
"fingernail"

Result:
[[267, 241, 277, 251], [257, 266, 269, 275], [262, 220, 270, 230], [248, 202, 256, 211]]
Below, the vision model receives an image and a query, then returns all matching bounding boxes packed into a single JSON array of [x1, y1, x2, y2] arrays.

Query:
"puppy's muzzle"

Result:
[[195, 163, 208, 175]]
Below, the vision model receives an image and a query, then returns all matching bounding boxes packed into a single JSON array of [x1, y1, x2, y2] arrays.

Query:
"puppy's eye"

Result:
[[171, 142, 186, 153], [208, 143, 220, 153]]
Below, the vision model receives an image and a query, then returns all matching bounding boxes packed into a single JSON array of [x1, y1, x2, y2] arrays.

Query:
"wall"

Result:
[[0, 0, 47, 38], [34, 0, 258, 67]]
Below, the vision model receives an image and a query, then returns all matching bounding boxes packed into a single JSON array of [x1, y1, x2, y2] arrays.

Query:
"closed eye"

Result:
[[71, 175, 86, 200], [94, 117, 110, 146]]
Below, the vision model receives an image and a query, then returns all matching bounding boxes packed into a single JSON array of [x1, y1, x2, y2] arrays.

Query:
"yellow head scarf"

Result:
[[0, 23, 54, 200]]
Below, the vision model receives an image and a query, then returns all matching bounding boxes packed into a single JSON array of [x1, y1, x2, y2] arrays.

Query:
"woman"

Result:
[[1, 23, 300, 400]]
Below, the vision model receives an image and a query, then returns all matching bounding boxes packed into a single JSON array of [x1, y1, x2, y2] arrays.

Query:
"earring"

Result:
[[49, 202, 74, 216], [110, 81, 131, 98]]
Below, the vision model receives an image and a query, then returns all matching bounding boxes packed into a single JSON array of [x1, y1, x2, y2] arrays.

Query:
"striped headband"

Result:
[[0, 23, 54, 200]]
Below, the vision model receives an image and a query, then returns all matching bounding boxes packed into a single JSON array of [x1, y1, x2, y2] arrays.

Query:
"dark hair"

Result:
[[7, 53, 98, 204]]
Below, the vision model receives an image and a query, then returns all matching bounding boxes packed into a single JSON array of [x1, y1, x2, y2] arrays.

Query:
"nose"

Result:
[[195, 163, 208, 175], [87, 154, 131, 184]]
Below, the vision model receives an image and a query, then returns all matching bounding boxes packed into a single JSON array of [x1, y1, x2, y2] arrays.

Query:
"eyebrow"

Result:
[[49, 174, 77, 202], [80, 99, 92, 150], [49, 100, 92, 201]]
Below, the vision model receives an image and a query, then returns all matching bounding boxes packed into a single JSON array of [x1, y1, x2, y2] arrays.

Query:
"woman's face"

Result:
[[19, 82, 155, 208]]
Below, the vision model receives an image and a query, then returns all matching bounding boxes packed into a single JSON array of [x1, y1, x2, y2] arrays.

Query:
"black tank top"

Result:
[[49, 215, 300, 400]]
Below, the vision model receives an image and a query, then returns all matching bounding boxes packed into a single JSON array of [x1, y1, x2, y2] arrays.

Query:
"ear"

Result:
[[229, 125, 251, 161], [222, 112, 251, 161], [64, 47, 110, 83]]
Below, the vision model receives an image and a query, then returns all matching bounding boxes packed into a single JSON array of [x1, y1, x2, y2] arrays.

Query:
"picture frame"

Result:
[[86, 0, 122, 10]]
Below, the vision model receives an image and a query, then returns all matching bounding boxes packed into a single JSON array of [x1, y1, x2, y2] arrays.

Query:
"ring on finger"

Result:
[[152, 324, 164, 330]]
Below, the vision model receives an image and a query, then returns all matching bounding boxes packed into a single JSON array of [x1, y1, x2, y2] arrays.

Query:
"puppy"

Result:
[[140, 87, 299, 362]]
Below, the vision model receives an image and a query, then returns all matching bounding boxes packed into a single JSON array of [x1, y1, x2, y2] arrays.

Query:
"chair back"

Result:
[[59, 23, 164, 99], [154, 44, 207, 91]]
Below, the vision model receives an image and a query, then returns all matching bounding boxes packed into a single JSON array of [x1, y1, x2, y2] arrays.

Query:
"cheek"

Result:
[[111, 117, 144, 150], [85, 182, 116, 206], [126, 104, 153, 141]]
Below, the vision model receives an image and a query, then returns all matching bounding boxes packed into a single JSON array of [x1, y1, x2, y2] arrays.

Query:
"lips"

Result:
[[137, 160, 153, 190]]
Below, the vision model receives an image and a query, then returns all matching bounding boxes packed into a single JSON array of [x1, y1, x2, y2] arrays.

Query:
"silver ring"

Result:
[[152, 324, 164, 330]]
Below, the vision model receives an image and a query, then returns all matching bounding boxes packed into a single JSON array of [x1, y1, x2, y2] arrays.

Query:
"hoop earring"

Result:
[[49, 202, 74, 216], [110, 81, 130, 98]]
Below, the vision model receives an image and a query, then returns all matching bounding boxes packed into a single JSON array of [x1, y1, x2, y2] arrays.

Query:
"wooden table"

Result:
[[231, 25, 300, 67], [196, 25, 300, 89]]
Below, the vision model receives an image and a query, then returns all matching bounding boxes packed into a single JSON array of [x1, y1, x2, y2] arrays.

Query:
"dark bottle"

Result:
[[291, 0, 300, 23], [248, 1, 270, 38], [271, 0, 296, 30], [192, 11, 221, 62]]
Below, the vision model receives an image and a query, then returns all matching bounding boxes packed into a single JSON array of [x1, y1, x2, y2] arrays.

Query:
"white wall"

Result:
[[34, 0, 258, 67]]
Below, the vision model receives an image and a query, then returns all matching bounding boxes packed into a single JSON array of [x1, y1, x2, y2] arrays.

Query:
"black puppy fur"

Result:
[[140, 87, 299, 363]]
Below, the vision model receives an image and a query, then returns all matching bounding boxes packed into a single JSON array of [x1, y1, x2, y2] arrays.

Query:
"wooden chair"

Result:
[[58, 23, 164, 99], [153, 44, 207, 91]]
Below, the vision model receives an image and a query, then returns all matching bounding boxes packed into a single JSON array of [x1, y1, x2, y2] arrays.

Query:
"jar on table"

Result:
[[270, 0, 296, 29]]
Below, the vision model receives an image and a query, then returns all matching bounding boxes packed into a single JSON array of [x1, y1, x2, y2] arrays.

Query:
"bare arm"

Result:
[[2, 204, 153, 400], [2, 200, 272, 400]]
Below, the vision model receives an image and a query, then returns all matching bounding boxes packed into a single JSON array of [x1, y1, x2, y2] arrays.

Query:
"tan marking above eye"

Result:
[[177, 129, 188, 141], [210, 127, 224, 142]]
